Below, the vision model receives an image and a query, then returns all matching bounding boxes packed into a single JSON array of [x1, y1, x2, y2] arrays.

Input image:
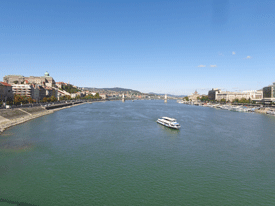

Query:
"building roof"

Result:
[[0, 82, 12, 87], [4, 75, 24, 77]]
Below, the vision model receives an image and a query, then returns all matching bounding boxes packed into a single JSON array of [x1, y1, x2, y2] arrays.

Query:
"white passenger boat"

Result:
[[157, 117, 181, 129]]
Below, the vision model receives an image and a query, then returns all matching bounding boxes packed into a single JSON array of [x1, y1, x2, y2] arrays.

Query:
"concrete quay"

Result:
[[0, 102, 87, 134]]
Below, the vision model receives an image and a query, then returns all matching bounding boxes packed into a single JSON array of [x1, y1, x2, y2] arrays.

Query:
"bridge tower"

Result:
[[164, 94, 167, 103]]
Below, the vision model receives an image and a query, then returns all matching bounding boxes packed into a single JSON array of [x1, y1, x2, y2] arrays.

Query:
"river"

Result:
[[1, 100, 275, 205]]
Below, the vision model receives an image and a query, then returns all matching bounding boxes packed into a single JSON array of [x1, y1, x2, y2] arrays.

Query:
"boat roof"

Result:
[[162, 117, 176, 121], [158, 119, 180, 125]]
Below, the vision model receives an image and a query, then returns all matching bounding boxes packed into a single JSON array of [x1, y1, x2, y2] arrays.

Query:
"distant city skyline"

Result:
[[1, 0, 274, 95]]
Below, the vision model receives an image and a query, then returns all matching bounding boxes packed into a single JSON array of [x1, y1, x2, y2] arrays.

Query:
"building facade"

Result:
[[12, 84, 33, 97], [243, 90, 263, 101], [100, 94, 107, 99], [208, 88, 221, 101], [208, 88, 263, 102], [32, 84, 40, 102], [0, 82, 13, 101], [263, 82, 275, 102], [188, 90, 201, 101], [3, 72, 55, 87], [56, 82, 66, 89]]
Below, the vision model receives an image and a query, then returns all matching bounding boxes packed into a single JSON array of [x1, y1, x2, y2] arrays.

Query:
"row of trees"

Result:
[[2, 93, 102, 106], [198, 95, 209, 102], [42, 96, 57, 103], [81, 93, 101, 100], [183, 95, 256, 104], [58, 93, 102, 101], [59, 95, 72, 101], [8, 94, 36, 105], [183, 95, 210, 102], [60, 85, 80, 93], [218, 98, 252, 104], [230, 98, 251, 103], [1, 94, 58, 106]]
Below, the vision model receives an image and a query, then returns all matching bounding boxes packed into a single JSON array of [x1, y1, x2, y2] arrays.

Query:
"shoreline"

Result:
[[180, 101, 275, 115], [0, 102, 90, 134]]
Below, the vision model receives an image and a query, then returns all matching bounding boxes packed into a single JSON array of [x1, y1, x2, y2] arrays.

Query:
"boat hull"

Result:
[[157, 120, 180, 129]]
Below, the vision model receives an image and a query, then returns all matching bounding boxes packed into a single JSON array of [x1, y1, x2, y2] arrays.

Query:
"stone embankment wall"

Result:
[[0, 102, 86, 133]]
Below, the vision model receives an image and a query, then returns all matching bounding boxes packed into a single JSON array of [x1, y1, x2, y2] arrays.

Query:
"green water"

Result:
[[1, 100, 275, 205]]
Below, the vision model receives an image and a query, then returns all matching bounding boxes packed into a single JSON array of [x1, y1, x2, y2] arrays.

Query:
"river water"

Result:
[[1, 100, 275, 205]]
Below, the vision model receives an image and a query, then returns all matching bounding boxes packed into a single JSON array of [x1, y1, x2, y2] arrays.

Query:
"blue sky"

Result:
[[0, 0, 274, 95]]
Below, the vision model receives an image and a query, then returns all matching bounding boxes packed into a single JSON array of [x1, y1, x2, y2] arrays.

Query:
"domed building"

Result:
[[3, 72, 56, 88], [188, 90, 201, 101]]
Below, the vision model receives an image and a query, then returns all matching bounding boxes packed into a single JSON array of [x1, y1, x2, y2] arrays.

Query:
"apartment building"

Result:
[[0, 82, 13, 101]]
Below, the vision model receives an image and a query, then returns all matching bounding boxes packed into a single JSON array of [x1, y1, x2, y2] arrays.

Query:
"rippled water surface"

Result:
[[1, 100, 275, 205]]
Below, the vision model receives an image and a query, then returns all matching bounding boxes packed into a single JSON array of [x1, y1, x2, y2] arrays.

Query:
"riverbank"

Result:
[[0, 102, 88, 134], [178, 101, 275, 116]]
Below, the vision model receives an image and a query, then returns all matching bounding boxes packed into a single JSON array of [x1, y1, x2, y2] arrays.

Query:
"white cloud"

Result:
[[198, 65, 206, 67], [246, 56, 252, 59], [232, 51, 236, 55], [210, 65, 217, 67]]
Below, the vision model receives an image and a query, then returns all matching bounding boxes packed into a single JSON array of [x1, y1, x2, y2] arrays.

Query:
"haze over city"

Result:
[[1, 0, 274, 95]]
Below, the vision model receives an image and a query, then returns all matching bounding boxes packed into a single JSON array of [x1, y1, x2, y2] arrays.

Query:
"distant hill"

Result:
[[83, 87, 141, 93], [148, 92, 187, 97], [82, 87, 186, 97]]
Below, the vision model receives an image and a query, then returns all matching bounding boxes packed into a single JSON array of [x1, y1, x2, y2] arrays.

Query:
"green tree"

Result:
[[50, 96, 57, 102], [61, 85, 80, 93], [94, 93, 101, 99], [239, 98, 249, 103], [42, 97, 48, 103], [200, 95, 209, 102], [220, 98, 226, 103], [27, 97, 33, 103], [183, 96, 189, 101], [6, 97, 13, 105]]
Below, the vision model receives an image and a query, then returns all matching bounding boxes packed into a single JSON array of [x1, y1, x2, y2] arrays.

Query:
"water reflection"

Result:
[[158, 124, 180, 135], [0, 130, 34, 154]]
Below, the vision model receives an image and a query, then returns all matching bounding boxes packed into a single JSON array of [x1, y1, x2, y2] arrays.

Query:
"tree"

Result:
[[27, 97, 33, 103], [6, 97, 13, 105], [200, 95, 209, 102], [94, 93, 101, 99], [42, 97, 48, 103], [183, 96, 189, 101], [239, 98, 249, 104], [50, 95, 57, 102], [61, 84, 80, 93], [220, 98, 226, 103], [13, 80, 18, 84]]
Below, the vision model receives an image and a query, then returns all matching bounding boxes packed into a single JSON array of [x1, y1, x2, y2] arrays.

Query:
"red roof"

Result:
[[0, 82, 12, 87]]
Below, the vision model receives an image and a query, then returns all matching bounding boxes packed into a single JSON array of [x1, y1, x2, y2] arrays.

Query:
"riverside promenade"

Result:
[[0, 101, 88, 133]]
